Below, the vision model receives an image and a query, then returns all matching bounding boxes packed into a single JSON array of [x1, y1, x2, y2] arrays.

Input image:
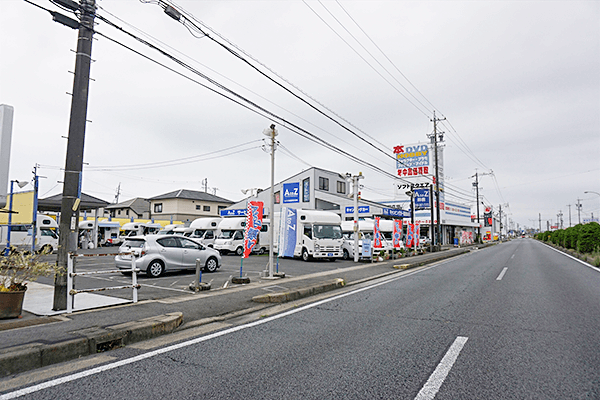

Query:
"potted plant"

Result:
[[0, 248, 56, 319]]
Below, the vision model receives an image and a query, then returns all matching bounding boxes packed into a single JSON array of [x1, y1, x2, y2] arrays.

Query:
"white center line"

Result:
[[496, 267, 508, 281], [414, 336, 469, 400]]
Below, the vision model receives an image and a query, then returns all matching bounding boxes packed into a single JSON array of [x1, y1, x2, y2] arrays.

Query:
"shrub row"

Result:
[[535, 222, 600, 253]]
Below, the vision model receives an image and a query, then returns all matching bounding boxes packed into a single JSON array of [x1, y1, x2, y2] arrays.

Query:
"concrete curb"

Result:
[[251, 279, 346, 303], [0, 312, 183, 377]]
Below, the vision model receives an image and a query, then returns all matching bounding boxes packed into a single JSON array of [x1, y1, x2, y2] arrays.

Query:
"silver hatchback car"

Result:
[[115, 235, 222, 277]]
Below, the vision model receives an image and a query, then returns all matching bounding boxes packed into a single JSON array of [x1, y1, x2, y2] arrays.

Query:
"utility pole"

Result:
[[348, 172, 364, 262], [429, 111, 445, 249], [113, 182, 121, 204], [557, 210, 563, 230], [567, 204, 571, 227], [263, 124, 278, 278], [31, 165, 40, 254], [539, 213, 542, 232], [498, 204, 503, 242], [473, 172, 481, 242], [54, 0, 96, 311], [576, 199, 582, 225]]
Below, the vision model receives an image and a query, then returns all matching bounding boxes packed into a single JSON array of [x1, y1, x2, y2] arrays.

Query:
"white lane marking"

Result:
[[496, 267, 508, 281], [539, 242, 600, 273], [511, 254, 515, 259], [0, 258, 459, 400], [414, 336, 469, 400]]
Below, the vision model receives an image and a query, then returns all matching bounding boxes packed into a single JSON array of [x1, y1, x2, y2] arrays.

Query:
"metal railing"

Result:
[[66, 251, 140, 313]]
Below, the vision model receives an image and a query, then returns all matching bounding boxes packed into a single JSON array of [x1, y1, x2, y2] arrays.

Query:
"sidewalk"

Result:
[[0, 245, 479, 377]]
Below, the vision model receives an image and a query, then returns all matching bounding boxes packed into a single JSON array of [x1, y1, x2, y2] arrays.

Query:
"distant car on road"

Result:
[[115, 235, 222, 277], [420, 236, 432, 246]]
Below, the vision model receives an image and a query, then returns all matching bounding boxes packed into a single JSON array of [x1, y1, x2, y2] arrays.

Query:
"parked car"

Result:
[[115, 235, 222, 277]]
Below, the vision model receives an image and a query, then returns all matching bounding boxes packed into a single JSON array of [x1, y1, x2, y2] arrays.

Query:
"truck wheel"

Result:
[[258, 247, 265, 255], [235, 246, 243, 256], [302, 248, 310, 262], [40, 244, 53, 254], [343, 249, 350, 260]]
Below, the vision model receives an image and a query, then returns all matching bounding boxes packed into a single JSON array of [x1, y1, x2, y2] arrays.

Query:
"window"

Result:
[[196, 205, 201, 210], [126, 210, 129, 216], [154, 203, 163, 213], [203, 205, 211, 212], [303, 225, 312, 239], [319, 176, 329, 191], [337, 181, 346, 194]]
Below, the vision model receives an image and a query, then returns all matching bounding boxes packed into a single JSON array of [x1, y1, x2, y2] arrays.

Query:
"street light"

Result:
[[4, 180, 29, 256]]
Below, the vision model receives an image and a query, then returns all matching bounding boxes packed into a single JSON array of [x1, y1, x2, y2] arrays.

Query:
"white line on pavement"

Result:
[[496, 267, 508, 281], [539, 241, 600, 273], [414, 336, 469, 400]]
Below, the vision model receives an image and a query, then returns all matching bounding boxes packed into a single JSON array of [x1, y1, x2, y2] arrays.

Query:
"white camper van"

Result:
[[157, 224, 184, 235], [121, 222, 162, 237], [341, 219, 397, 260], [276, 209, 343, 261], [0, 214, 59, 253], [78, 220, 122, 248], [213, 217, 269, 256], [188, 217, 222, 247]]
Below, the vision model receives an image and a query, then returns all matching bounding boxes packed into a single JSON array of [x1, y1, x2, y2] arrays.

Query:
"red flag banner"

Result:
[[243, 200, 263, 258], [373, 216, 383, 248]]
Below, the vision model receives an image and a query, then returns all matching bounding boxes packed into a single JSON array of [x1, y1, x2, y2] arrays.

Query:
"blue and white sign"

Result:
[[282, 182, 300, 204], [382, 208, 411, 218], [345, 206, 370, 214], [278, 207, 297, 258], [302, 178, 310, 202], [362, 238, 372, 258], [414, 188, 430, 209], [220, 209, 246, 217]]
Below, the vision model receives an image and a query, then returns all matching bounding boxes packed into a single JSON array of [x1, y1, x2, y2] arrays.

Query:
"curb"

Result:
[[251, 279, 346, 303], [0, 312, 183, 377]]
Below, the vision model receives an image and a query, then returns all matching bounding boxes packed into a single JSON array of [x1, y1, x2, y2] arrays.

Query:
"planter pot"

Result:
[[0, 288, 27, 319]]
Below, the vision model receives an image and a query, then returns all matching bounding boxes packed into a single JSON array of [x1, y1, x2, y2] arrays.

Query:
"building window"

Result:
[[274, 191, 280, 204], [203, 205, 211, 212], [118, 210, 121, 215], [319, 176, 329, 191], [126, 210, 129, 216], [218, 205, 226, 213], [337, 181, 346, 194], [196, 205, 201, 210], [154, 203, 163, 213]]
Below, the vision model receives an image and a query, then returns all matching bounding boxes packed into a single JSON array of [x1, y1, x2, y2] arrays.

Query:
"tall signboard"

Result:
[[0, 105, 14, 209]]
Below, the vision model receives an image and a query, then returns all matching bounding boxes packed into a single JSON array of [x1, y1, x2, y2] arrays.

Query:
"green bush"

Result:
[[564, 225, 582, 250], [577, 222, 600, 253]]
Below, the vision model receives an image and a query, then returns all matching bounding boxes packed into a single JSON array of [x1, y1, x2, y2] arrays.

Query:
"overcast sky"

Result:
[[1, 0, 599, 230]]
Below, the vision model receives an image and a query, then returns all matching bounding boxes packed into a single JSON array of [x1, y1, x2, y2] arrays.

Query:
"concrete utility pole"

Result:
[[498, 204, 503, 242], [567, 205, 572, 227], [473, 172, 481, 242], [430, 112, 445, 249], [576, 199, 582, 225], [263, 124, 278, 278], [349, 172, 364, 262], [54, 0, 96, 311]]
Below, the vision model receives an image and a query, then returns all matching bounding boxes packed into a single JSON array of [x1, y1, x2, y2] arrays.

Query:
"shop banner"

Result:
[[278, 207, 297, 258], [243, 200, 263, 258], [393, 219, 403, 248]]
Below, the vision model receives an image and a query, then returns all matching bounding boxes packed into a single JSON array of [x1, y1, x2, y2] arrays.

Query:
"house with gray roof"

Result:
[[105, 198, 151, 220], [149, 189, 234, 224]]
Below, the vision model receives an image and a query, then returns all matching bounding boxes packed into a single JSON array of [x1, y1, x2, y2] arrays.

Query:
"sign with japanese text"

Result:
[[373, 216, 382, 248], [394, 143, 430, 177], [220, 209, 246, 217], [414, 188, 430, 209], [405, 223, 421, 248], [362, 238, 372, 258], [382, 208, 411, 218], [393, 219, 403, 248], [345, 206, 370, 214], [243, 201, 263, 258], [302, 178, 310, 202]]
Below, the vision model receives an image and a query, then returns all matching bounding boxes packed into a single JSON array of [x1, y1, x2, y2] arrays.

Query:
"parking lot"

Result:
[[36, 250, 362, 302]]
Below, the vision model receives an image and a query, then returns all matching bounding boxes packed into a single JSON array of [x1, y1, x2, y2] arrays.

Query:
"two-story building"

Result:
[[149, 189, 234, 224]]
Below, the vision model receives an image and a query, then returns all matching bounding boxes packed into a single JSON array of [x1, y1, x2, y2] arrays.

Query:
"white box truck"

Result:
[[275, 209, 343, 261], [0, 214, 58, 253], [213, 217, 269, 256]]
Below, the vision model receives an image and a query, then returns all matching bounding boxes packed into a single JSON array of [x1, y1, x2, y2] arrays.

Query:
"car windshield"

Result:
[[41, 228, 58, 238], [191, 229, 206, 238], [123, 230, 137, 237], [382, 232, 393, 240], [313, 224, 342, 239]]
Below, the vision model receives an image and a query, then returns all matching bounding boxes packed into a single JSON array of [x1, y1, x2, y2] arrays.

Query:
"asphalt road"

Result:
[[5, 239, 600, 399]]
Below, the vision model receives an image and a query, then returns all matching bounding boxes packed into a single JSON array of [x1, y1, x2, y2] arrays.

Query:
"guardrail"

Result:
[[66, 251, 140, 314]]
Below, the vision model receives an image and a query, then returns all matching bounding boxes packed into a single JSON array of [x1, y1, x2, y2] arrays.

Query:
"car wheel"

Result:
[[235, 246, 243, 256], [302, 248, 310, 262], [343, 249, 349, 260], [204, 257, 218, 272], [147, 260, 164, 278], [258, 247, 265, 255], [40, 244, 53, 254]]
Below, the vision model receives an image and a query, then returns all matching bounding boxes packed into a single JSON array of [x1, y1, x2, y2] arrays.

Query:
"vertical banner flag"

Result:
[[392, 219, 403, 248], [406, 224, 415, 248], [278, 207, 297, 258], [373, 216, 382, 248], [415, 223, 421, 247], [243, 200, 263, 258]]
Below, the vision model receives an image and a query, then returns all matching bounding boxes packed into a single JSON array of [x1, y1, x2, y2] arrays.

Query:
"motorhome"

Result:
[[0, 214, 59, 253], [78, 220, 122, 248], [275, 209, 343, 261], [157, 224, 184, 235], [121, 222, 162, 237], [188, 217, 222, 247], [213, 217, 269, 256], [341, 219, 397, 260], [172, 227, 193, 237]]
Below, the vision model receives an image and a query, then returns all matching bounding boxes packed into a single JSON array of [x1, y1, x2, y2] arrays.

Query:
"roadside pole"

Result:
[[54, 0, 96, 311]]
